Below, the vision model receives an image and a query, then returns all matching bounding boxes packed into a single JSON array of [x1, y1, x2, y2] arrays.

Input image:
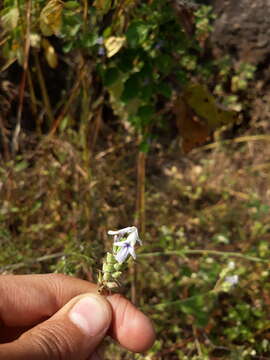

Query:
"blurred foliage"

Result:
[[0, 0, 269, 359], [0, 0, 255, 153]]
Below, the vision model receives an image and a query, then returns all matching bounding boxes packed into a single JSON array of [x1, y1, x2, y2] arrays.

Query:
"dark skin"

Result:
[[0, 274, 155, 359]]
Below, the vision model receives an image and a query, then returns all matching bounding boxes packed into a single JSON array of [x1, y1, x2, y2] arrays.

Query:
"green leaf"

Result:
[[155, 54, 173, 74], [64, 1, 80, 9], [139, 139, 151, 153], [117, 49, 136, 73], [103, 67, 120, 87], [14, 161, 28, 172], [62, 41, 73, 53], [158, 82, 171, 98], [121, 74, 141, 102], [126, 22, 149, 48], [137, 105, 154, 124], [140, 84, 153, 101], [81, 33, 98, 48]]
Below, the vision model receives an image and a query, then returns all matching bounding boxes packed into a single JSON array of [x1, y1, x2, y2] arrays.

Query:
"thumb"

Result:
[[0, 293, 112, 360]]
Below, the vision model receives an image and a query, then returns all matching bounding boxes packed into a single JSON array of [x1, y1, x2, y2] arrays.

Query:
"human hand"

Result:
[[0, 274, 155, 359]]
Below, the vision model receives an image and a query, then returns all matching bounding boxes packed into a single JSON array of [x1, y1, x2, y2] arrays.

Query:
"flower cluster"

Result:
[[98, 226, 142, 293], [214, 261, 239, 293]]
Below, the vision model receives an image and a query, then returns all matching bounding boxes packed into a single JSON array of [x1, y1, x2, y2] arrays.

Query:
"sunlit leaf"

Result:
[[40, 0, 63, 36], [104, 36, 125, 58], [64, 1, 80, 9], [42, 39, 58, 68], [93, 0, 112, 13], [1, 7, 19, 31]]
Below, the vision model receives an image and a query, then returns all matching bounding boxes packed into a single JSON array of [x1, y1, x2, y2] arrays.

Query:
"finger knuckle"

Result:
[[30, 323, 75, 360]]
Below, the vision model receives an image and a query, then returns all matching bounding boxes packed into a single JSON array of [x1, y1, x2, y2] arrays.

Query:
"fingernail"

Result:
[[69, 295, 110, 336]]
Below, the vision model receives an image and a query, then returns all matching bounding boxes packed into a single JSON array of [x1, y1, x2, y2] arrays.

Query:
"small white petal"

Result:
[[129, 246, 136, 259], [114, 240, 130, 247], [108, 227, 134, 236], [126, 229, 140, 246], [115, 246, 130, 263]]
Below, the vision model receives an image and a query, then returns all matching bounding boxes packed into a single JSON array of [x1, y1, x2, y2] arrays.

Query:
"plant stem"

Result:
[[34, 51, 54, 127], [138, 249, 267, 263], [12, 0, 31, 153]]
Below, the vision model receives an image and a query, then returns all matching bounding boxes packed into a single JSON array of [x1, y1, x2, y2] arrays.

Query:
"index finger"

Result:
[[0, 274, 155, 353]]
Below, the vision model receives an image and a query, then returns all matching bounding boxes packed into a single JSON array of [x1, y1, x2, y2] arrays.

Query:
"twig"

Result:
[[49, 62, 86, 135], [0, 115, 10, 160], [152, 290, 216, 309], [0, 252, 65, 272], [12, 0, 31, 153], [34, 51, 54, 127], [193, 134, 270, 153], [139, 249, 267, 263]]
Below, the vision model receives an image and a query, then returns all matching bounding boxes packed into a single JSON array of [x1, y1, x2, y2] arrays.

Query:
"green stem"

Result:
[[138, 249, 267, 263], [152, 290, 216, 309]]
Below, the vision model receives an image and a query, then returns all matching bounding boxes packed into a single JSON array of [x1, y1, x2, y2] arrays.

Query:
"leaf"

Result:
[[121, 74, 140, 102], [40, 0, 63, 36], [14, 161, 28, 172], [126, 22, 149, 48], [104, 36, 125, 58], [93, 0, 112, 13], [64, 1, 80, 9], [1, 7, 19, 31], [183, 84, 238, 130], [103, 67, 120, 87], [174, 96, 210, 153], [174, 84, 238, 153], [42, 39, 58, 68]]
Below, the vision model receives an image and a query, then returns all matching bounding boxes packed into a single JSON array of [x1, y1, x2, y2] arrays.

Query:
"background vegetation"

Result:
[[1, 0, 270, 359]]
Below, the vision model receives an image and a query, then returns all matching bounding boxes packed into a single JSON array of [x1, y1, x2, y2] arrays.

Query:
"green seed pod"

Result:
[[114, 263, 122, 271], [112, 271, 122, 279]]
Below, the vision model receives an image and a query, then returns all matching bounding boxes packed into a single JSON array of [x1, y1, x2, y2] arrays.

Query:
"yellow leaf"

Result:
[[183, 84, 238, 130], [1, 7, 19, 31], [93, 0, 112, 13], [174, 96, 210, 153], [173, 84, 238, 153], [40, 0, 63, 36], [104, 36, 125, 58], [42, 39, 58, 68]]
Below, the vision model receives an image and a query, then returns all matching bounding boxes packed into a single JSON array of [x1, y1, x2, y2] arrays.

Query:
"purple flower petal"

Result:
[[114, 239, 130, 247], [115, 245, 130, 263]]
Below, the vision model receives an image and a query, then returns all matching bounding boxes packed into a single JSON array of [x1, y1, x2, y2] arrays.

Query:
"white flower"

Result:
[[225, 275, 239, 286], [108, 226, 142, 263]]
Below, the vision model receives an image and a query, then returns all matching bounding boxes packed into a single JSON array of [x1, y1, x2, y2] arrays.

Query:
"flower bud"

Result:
[[114, 263, 122, 271]]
